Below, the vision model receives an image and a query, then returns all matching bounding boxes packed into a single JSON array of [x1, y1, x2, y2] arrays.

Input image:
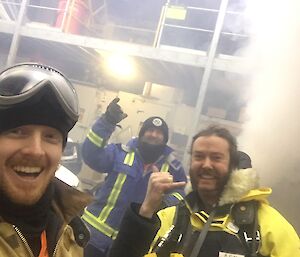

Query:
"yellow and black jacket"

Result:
[[109, 168, 300, 257]]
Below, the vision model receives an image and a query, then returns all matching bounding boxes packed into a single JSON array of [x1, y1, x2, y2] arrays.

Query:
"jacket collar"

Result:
[[0, 178, 93, 225], [51, 178, 93, 224], [186, 168, 272, 209], [219, 168, 271, 206]]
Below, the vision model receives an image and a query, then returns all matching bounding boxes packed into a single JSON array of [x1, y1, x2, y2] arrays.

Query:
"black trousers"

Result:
[[84, 243, 107, 257]]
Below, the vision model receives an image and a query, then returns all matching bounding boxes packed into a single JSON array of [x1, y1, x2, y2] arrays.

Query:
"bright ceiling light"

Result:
[[105, 54, 136, 80]]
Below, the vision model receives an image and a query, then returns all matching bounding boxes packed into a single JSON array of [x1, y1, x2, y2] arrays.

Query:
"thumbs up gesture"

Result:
[[139, 166, 186, 218]]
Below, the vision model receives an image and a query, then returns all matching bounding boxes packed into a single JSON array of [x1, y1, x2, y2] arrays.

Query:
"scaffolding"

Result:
[[0, 0, 249, 168]]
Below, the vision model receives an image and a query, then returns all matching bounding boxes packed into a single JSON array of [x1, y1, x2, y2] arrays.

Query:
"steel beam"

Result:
[[0, 20, 246, 73]]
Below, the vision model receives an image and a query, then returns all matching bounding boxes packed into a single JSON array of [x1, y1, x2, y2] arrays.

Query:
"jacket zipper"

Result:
[[52, 242, 58, 257], [13, 225, 35, 257], [52, 225, 68, 257], [14, 224, 72, 257], [14, 225, 60, 257]]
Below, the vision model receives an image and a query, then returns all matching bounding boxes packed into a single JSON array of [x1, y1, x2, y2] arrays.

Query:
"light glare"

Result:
[[105, 54, 136, 80]]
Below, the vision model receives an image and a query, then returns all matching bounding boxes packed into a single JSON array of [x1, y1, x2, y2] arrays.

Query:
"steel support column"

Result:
[[182, 0, 229, 170]]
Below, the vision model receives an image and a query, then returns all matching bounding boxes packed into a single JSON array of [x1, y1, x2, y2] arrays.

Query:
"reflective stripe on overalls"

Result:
[[86, 129, 104, 147], [160, 162, 169, 172], [82, 151, 135, 239]]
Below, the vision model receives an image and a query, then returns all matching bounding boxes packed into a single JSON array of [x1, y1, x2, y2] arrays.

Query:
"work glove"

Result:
[[104, 97, 128, 125]]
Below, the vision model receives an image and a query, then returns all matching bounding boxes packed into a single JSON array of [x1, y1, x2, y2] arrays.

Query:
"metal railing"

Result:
[[0, 0, 249, 55]]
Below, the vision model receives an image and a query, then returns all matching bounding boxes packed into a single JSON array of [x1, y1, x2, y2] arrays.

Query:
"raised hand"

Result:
[[139, 166, 186, 218], [104, 97, 128, 125]]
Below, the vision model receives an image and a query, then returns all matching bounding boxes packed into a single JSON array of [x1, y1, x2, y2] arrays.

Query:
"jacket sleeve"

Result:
[[108, 203, 161, 257], [81, 115, 117, 173], [162, 157, 187, 207], [258, 203, 300, 257]]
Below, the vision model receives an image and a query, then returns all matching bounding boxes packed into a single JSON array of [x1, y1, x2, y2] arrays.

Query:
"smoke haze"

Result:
[[238, 0, 300, 232]]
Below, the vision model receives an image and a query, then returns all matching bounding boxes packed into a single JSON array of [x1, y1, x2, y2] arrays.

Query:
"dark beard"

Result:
[[137, 140, 165, 164], [189, 168, 231, 196]]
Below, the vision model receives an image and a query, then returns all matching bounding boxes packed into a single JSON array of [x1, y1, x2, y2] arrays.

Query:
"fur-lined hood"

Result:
[[218, 168, 272, 206]]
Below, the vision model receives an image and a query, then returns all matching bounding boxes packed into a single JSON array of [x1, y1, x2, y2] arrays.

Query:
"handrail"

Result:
[[0, 0, 249, 54]]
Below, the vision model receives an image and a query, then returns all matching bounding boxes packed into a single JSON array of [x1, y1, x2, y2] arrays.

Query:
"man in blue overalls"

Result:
[[82, 98, 187, 257]]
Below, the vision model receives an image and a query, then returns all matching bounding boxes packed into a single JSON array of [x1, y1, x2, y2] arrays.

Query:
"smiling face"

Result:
[[0, 125, 63, 205], [189, 135, 230, 202]]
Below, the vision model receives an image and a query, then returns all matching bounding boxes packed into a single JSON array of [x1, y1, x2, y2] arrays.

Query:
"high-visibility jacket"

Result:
[[146, 191, 300, 257], [81, 116, 187, 253], [108, 168, 300, 257]]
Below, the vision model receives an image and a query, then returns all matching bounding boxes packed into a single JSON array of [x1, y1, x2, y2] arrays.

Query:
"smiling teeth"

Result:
[[13, 166, 42, 173], [200, 174, 215, 179]]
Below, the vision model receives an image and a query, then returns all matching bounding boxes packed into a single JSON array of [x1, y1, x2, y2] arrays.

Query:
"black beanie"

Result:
[[0, 94, 71, 147], [138, 116, 169, 143]]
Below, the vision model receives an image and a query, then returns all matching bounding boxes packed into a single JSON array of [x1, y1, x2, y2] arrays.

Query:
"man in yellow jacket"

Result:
[[0, 63, 92, 257], [109, 126, 300, 257]]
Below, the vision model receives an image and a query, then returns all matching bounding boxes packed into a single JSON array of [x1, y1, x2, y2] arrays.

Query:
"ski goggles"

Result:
[[0, 63, 79, 122]]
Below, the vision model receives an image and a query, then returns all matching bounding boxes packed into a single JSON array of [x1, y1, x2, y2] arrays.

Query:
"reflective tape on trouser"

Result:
[[87, 129, 104, 147]]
